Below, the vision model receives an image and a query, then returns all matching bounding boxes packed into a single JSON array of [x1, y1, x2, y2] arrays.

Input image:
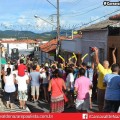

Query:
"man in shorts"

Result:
[[75, 68, 92, 112], [16, 73, 29, 109], [29, 65, 41, 102]]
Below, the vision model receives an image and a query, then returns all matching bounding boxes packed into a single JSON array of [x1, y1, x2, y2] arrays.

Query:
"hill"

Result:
[[0, 29, 72, 41]]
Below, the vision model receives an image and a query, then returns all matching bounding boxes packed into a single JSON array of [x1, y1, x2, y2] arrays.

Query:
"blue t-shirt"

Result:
[[104, 74, 120, 101], [73, 68, 79, 80], [30, 72, 40, 86], [85, 68, 94, 82]]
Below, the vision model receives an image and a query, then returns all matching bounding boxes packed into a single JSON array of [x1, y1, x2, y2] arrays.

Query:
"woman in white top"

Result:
[[66, 67, 74, 108], [12, 64, 18, 100], [40, 67, 50, 102], [3, 68, 16, 109]]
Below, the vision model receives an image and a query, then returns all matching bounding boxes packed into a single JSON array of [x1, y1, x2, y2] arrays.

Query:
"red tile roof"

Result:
[[109, 14, 120, 20], [40, 36, 69, 53], [40, 35, 82, 53], [1, 39, 38, 44]]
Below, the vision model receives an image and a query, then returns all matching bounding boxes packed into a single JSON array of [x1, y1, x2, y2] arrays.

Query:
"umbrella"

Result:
[[0, 57, 7, 64]]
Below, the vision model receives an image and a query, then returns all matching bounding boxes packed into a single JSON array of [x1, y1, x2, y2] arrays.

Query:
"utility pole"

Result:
[[0, 41, 2, 89], [56, 0, 60, 58]]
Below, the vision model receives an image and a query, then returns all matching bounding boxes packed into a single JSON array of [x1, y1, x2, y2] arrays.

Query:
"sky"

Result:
[[0, 0, 120, 33]]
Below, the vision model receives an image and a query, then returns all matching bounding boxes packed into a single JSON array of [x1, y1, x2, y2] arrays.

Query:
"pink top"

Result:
[[75, 76, 92, 100], [51, 78, 63, 97]]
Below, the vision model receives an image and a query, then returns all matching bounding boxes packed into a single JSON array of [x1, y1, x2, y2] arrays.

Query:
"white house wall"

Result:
[[3, 43, 28, 54], [81, 30, 108, 62]]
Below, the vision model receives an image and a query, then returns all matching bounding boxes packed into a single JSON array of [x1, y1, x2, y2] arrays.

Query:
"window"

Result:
[[108, 27, 120, 36]]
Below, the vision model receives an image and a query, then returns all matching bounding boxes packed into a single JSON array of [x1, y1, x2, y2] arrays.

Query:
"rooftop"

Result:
[[40, 35, 82, 53], [0, 39, 38, 44], [109, 13, 120, 20], [40, 37, 67, 53], [80, 19, 120, 31]]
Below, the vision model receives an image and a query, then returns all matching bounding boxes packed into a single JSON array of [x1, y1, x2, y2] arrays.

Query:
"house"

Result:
[[61, 34, 82, 65], [79, 18, 120, 64], [108, 14, 120, 64], [39, 36, 70, 64], [109, 13, 120, 20], [1, 39, 38, 57]]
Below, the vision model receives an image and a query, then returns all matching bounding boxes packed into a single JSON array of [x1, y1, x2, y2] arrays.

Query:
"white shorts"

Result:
[[75, 98, 89, 111], [89, 89, 92, 98], [31, 86, 40, 96]]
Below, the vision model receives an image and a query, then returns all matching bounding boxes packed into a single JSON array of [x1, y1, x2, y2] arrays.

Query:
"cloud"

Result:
[[17, 15, 27, 25]]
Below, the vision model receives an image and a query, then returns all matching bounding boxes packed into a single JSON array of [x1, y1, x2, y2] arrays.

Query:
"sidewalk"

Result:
[[0, 89, 31, 113]]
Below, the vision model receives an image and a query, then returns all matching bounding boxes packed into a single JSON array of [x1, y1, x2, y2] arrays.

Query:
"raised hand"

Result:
[[94, 47, 99, 54], [112, 47, 116, 54], [112, 47, 116, 64]]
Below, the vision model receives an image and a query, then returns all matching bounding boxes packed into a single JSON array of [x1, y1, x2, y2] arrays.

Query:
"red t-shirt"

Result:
[[51, 78, 63, 97], [18, 64, 27, 76]]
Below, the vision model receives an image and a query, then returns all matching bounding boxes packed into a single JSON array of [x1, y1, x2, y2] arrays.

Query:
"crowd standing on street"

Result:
[[1, 47, 120, 113]]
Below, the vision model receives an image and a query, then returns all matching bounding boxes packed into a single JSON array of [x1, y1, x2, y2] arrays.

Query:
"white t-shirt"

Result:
[[40, 72, 49, 84], [4, 74, 16, 93], [66, 73, 74, 90], [16, 75, 29, 91], [12, 70, 18, 77]]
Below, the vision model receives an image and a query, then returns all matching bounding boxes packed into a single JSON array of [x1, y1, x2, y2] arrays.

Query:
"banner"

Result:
[[0, 113, 120, 120]]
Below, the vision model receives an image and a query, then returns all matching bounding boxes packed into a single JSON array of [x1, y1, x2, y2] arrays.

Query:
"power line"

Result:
[[61, 5, 103, 17], [59, 9, 120, 37], [74, 9, 120, 30], [61, 0, 103, 15], [46, 0, 57, 9], [34, 15, 56, 27]]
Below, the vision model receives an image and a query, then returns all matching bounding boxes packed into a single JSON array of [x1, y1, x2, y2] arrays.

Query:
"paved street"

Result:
[[0, 88, 99, 113], [26, 100, 98, 113], [0, 89, 30, 113]]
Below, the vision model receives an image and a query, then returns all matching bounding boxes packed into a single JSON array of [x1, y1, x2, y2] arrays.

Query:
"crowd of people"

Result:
[[1, 46, 120, 113]]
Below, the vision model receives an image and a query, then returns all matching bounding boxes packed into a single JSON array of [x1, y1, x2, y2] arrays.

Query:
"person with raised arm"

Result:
[[94, 47, 116, 112]]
